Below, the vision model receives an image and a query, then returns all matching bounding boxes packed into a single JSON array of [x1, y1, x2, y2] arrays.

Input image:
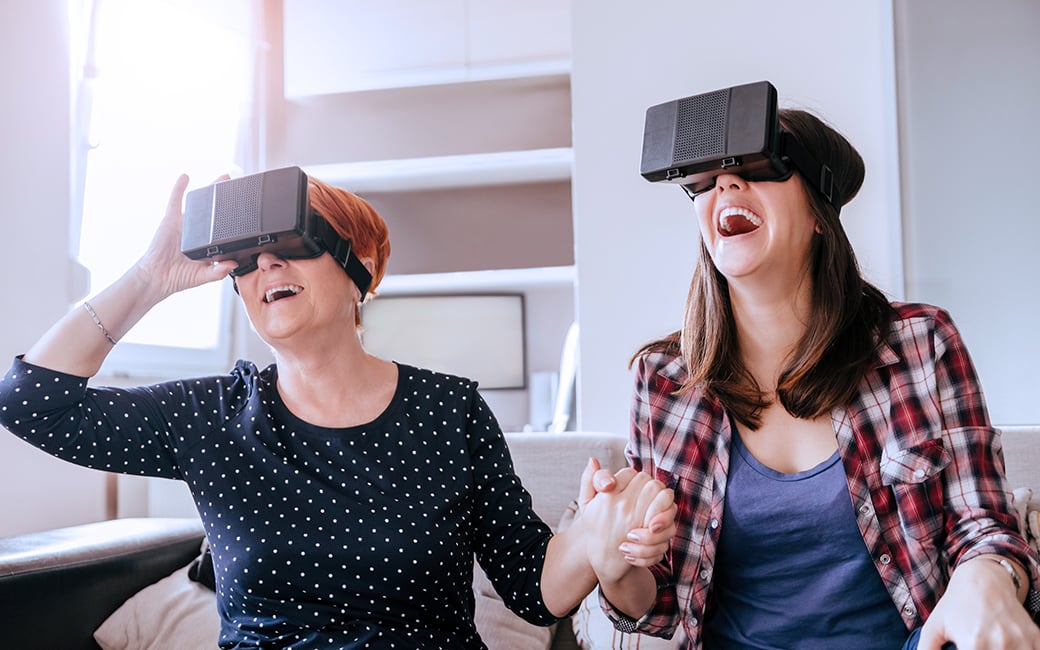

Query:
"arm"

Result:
[[0, 175, 239, 478], [915, 309, 1040, 649], [25, 174, 235, 377], [541, 462, 675, 618]]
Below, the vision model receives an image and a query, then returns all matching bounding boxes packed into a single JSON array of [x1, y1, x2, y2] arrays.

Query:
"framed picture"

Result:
[[360, 293, 526, 389]]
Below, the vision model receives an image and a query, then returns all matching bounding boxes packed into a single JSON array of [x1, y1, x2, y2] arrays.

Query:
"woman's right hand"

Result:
[[134, 174, 237, 300]]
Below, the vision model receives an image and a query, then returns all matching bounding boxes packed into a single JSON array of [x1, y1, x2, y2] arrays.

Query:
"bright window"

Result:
[[70, 0, 262, 377]]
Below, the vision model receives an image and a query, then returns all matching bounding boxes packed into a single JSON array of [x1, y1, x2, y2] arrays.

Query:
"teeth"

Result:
[[264, 284, 302, 303], [719, 207, 763, 234]]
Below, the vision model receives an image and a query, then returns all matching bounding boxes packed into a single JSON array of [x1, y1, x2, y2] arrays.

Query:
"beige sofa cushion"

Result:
[[1000, 426, 1040, 506], [504, 431, 629, 528]]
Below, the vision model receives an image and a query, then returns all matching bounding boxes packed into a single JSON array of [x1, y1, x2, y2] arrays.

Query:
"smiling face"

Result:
[[235, 250, 361, 348], [693, 171, 820, 289]]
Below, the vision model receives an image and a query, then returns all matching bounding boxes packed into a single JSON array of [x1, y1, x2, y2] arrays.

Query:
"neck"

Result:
[[728, 274, 814, 388], [273, 334, 396, 428]]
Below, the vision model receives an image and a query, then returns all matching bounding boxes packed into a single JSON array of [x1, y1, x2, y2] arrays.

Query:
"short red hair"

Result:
[[307, 177, 391, 324]]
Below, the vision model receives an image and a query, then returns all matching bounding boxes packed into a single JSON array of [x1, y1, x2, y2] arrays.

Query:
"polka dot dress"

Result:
[[0, 356, 560, 649]]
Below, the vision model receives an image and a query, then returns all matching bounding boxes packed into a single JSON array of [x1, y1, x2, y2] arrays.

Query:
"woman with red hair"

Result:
[[0, 172, 675, 649]]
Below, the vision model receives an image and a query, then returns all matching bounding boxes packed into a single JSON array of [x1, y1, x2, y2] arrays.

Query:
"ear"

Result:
[[814, 221, 823, 235], [354, 257, 377, 304]]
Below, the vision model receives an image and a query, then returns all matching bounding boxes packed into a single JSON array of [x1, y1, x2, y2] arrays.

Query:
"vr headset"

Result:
[[180, 166, 372, 297], [639, 80, 842, 210]]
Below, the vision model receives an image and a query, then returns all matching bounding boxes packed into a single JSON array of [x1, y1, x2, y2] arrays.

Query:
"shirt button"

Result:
[[699, 567, 712, 581], [690, 617, 699, 627], [859, 503, 872, 516], [710, 518, 719, 529], [914, 468, 926, 479], [902, 605, 916, 616], [880, 554, 892, 565]]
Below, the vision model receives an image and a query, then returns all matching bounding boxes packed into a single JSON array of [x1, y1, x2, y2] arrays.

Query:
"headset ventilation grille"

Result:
[[214, 175, 262, 239], [674, 89, 727, 161]]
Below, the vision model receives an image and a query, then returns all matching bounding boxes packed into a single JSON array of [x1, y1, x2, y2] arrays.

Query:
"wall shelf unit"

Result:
[[301, 147, 573, 194], [377, 265, 575, 295]]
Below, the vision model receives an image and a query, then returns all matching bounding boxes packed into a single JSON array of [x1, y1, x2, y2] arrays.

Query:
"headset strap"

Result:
[[780, 131, 842, 211], [313, 212, 373, 298]]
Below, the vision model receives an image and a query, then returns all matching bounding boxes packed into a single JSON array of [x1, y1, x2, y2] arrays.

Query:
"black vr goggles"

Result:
[[640, 80, 842, 210], [180, 166, 373, 297]]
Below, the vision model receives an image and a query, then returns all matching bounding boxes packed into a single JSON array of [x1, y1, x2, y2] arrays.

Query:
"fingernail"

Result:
[[624, 555, 637, 563], [626, 532, 640, 542], [651, 523, 664, 533], [618, 544, 633, 554]]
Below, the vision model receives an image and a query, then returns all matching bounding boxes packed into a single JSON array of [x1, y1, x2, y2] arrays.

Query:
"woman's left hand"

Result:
[[918, 556, 1040, 650], [577, 459, 677, 568]]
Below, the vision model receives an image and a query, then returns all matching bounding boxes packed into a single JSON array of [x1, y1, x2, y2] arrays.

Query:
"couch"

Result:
[[4, 427, 1040, 650]]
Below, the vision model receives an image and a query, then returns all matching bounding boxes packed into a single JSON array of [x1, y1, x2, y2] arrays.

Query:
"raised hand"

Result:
[[135, 174, 237, 300]]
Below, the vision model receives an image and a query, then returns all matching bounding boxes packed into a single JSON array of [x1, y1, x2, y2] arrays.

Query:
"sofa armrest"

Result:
[[0, 517, 205, 650]]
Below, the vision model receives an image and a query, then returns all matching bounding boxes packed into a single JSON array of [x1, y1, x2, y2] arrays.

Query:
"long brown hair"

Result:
[[631, 108, 893, 429]]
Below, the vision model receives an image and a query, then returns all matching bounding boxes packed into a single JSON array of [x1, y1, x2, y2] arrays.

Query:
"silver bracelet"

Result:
[[83, 301, 118, 346], [988, 557, 1023, 592]]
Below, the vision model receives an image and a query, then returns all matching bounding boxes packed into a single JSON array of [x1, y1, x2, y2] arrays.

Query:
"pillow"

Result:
[[571, 590, 679, 650], [1013, 487, 1032, 539], [93, 553, 220, 650], [472, 562, 555, 650], [557, 504, 680, 649]]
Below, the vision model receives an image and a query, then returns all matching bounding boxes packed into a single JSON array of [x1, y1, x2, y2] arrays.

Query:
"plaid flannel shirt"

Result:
[[601, 302, 1040, 648]]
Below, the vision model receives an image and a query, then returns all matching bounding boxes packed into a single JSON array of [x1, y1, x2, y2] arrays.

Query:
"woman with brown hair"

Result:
[[605, 99, 1040, 649], [0, 172, 675, 649]]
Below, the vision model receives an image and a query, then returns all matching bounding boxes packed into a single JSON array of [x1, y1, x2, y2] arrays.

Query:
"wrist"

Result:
[[962, 554, 1028, 602], [987, 556, 1023, 593]]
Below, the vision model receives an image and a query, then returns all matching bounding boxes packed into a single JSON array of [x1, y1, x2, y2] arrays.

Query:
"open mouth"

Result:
[[718, 207, 763, 237], [263, 284, 303, 303]]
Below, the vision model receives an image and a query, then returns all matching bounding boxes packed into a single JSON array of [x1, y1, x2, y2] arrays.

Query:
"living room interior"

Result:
[[1, 0, 1037, 542]]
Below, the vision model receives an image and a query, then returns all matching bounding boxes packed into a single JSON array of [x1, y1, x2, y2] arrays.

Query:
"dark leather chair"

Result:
[[0, 517, 205, 650]]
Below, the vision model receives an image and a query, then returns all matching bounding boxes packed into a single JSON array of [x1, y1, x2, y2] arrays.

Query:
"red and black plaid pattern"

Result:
[[600, 302, 1040, 648]]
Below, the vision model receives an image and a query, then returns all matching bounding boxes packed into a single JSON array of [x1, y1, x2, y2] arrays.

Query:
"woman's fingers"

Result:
[[576, 457, 602, 509], [643, 487, 676, 530]]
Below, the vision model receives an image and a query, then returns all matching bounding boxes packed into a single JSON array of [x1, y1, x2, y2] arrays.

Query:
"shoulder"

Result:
[[632, 346, 688, 388], [881, 302, 968, 362], [395, 363, 478, 395], [886, 301, 960, 338], [889, 301, 952, 322], [166, 359, 270, 407]]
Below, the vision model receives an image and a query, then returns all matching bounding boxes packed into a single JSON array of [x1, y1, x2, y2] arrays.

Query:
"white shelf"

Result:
[[376, 265, 575, 295], [302, 147, 573, 193], [289, 59, 570, 96]]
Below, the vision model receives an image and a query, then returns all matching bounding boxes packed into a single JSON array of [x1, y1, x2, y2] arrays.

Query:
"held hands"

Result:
[[576, 458, 677, 583], [134, 174, 237, 300], [918, 556, 1040, 650]]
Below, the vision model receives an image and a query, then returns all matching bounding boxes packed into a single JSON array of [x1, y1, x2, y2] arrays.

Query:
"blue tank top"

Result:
[[702, 430, 908, 649]]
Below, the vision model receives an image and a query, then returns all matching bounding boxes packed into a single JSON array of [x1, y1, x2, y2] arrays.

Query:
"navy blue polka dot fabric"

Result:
[[0, 357, 559, 649]]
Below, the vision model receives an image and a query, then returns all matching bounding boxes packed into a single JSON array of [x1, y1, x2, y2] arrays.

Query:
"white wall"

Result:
[[571, 1, 903, 434], [3, 1, 1037, 535], [896, 0, 1040, 426], [0, 0, 109, 535]]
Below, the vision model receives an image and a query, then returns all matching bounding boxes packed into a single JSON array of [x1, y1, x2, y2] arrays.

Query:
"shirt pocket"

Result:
[[651, 463, 712, 553], [879, 439, 951, 541]]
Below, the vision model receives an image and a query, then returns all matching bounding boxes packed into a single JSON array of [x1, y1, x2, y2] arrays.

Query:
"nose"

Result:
[[255, 251, 287, 271], [713, 173, 747, 193]]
